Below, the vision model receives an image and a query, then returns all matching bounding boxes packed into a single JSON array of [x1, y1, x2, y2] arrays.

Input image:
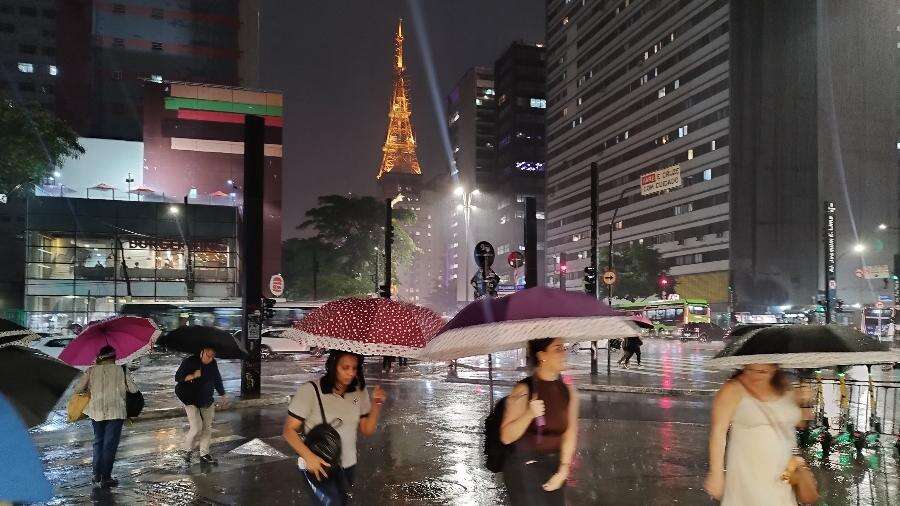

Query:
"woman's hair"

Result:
[[527, 338, 556, 367], [320, 350, 366, 394], [96, 345, 116, 363], [731, 367, 788, 393]]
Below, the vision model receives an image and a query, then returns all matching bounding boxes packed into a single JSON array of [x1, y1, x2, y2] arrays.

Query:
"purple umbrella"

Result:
[[59, 316, 160, 368], [424, 287, 647, 361]]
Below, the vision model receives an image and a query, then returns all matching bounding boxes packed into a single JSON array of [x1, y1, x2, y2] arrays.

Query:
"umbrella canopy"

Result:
[[424, 287, 644, 361], [0, 346, 80, 427], [58, 316, 160, 368], [708, 324, 900, 369], [0, 318, 39, 348], [128, 185, 155, 194], [210, 190, 229, 197], [282, 297, 444, 357], [0, 394, 53, 503], [157, 325, 247, 359], [89, 183, 116, 190]]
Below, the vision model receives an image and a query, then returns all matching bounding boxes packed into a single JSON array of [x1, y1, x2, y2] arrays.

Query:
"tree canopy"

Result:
[[0, 97, 84, 195]]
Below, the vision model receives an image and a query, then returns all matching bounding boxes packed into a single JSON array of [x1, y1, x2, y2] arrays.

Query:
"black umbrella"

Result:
[[0, 346, 80, 427], [0, 319, 39, 348], [708, 324, 900, 369], [157, 326, 247, 359]]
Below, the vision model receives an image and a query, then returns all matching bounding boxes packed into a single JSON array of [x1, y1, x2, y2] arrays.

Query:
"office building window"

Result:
[[614, 221, 624, 230], [47, 65, 58, 76], [17, 62, 34, 73], [703, 168, 712, 181], [658, 88, 666, 99], [112, 70, 123, 81], [687, 149, 694, 160], [711, 140, 717, 150], [530, 98, 547, 109], [150, 74, 162, 83], [678, 125, 688, 137], [673, 79, 680, 90], [151, 42, 163, 51]]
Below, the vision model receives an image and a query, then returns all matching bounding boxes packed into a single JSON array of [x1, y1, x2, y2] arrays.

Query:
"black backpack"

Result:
[[484, 378, 533, 473]]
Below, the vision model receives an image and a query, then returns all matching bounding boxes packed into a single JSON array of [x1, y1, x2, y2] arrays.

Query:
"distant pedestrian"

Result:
[[73, 346, 138, 488], [617, 336, 635, 368], [629, 335, 643, 366], [175, 347, 228, 465], [704, 364, 806, 504], [500, 338, 578, 505], [283, 350, 386, 505]]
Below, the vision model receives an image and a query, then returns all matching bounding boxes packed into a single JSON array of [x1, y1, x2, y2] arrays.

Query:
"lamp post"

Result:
[[373, 246, 382, 294], [455, 186, 480, 302]]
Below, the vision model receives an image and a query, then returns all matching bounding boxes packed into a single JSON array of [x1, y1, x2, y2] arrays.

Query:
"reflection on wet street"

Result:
[[31, 340, 900, 504]]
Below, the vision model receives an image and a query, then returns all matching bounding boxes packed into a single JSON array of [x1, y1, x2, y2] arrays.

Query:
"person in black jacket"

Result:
[[175, 347, 228, 465]]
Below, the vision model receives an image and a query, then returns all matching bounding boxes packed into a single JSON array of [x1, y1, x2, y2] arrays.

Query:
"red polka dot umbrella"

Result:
[[281, 297, 444, 358]]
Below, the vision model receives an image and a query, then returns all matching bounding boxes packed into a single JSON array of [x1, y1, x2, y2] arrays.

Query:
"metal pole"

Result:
[[312, 248, 319, 300], [607, 188, 627, 304], [240, 115, 265, 398], [464, 200, 471, 302], [590, 163, 599, 375], [524, 196, 538, 288], [383, 198, 392, 297]]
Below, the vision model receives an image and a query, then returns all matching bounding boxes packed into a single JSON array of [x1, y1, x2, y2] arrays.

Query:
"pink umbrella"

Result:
[[209, 191, 229, 197], [282, 297, 443, 358], [59, 316, 161, 368], [87, 182, 116, 199]]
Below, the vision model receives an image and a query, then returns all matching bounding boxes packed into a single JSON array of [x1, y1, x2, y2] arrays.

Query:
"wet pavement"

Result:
[[31, 341, 900, 505]]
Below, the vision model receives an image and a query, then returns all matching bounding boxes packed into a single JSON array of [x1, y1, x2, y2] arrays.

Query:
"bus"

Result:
[[615, 298, 713, 341], [859, 306, 896, 342], [119, 300, 326, 333]]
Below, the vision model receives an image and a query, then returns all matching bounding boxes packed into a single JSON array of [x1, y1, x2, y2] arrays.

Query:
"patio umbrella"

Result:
[[282, 297, 444, 357], [423, 287, 646, 361], [58, 316, 160, 368], [0, 394, 53, 503], [0, 318, 39, 348], [210, 190, 229, 197], [128, 185, 155, 201], [0, 346, 80, 427], [157, 326, 247, 359], [87, 182, 116, 199], [707, 324, 900, 369]]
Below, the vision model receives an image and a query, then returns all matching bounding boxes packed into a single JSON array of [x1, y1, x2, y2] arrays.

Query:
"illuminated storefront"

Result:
[[24, 197, 239, 331]]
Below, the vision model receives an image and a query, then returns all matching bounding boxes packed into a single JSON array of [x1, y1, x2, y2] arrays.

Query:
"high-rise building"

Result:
[[544, 0, 897, 315], [494, 41, 547, 288], [446, 67, 497, 303], [55, 0, 256, 141], [0, 1, 60, 110]]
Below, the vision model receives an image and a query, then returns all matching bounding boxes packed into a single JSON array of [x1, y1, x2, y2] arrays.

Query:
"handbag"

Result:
[[122, 366, 144, 418], [302, 381, 343, 476], [743, 383, 820, 505], [67, 392, 90, 422], [175, 380, 198, 406]]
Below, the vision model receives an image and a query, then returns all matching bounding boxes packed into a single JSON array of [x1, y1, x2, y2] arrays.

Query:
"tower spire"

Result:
[[377, 18, 421, 180]]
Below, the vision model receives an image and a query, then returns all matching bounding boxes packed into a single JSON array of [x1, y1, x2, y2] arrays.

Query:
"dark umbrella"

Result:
[[708, 324, 900, 369], [157, 326, 247, 359], [0, 318, 39, 348], [0, 394, 52, 502], [424, 287, 645, 361], [0, 346, 80, 427]]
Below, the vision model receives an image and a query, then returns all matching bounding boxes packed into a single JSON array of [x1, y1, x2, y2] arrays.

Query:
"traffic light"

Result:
[[657, 273, 675, 296], [262, 297, 276, 319], [379, 284, 391, 298], [583, 266, 597, 295]]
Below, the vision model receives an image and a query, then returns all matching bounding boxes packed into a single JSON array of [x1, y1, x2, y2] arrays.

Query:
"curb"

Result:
[[445, 377, 717, 397], [137, 394, 291, 421]]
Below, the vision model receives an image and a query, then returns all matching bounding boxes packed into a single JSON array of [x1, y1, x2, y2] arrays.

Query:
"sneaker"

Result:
[[101, 478, 119, 488], [199, 454, 218, 466]]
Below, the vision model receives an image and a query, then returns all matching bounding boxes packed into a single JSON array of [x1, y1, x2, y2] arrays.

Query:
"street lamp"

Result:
[[852, 243, 866, 253], [878, 223, 888, 231], [455, 187, 479, 301], [169, 205, 179, 215]]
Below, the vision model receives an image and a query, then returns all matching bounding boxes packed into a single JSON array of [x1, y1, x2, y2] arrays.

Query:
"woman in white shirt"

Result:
[[282, 351, 386, 505]]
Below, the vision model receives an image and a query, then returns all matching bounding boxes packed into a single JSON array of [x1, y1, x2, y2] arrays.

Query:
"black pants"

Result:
[[635, 349, 641, 365], [91, 419, 124, 481], [303, 465, 355, 506], [503, 450, 565, 506]]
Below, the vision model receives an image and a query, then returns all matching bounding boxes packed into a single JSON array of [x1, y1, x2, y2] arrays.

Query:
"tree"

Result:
[[0, 97, 84, 195], [282, 237, 372, 300], [600, 243, 666, 299], [284, 195, 418, 299]]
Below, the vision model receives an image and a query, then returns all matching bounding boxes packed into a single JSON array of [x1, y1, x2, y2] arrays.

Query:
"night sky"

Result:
[[260, 1, 545, 239]]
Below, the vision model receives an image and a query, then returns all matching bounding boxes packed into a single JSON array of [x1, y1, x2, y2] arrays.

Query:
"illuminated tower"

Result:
[[377, 19, 422, 182]]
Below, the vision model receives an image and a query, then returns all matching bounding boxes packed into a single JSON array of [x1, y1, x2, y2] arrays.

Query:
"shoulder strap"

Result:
[[121, 365, 128, 393], [310, 381, 328, 424], [736, 378, 795, 449]]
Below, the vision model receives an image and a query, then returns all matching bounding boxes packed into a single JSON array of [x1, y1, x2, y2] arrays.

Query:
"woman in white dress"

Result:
[[704, 364, 803, 505]]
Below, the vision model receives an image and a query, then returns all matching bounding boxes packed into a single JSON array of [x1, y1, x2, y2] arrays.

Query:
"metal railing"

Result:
[[802, 376, 899, 436]]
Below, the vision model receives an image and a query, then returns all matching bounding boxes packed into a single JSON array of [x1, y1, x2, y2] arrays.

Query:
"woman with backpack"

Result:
[[500, 338, 579, 505], [72, 345, 139, 488], [175, 347, 228, 465], [282, 350, 386, 505]]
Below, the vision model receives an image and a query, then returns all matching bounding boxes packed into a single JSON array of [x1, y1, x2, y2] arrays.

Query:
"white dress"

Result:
[[722, 393, 802, 506]]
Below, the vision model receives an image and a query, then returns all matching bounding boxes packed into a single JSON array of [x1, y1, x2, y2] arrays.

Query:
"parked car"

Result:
[[233, 327, 310, 358], [29, 333, 74, 359]]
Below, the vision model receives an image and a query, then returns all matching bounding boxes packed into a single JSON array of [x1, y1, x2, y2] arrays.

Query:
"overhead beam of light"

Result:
[[406, 0, 458, 183]]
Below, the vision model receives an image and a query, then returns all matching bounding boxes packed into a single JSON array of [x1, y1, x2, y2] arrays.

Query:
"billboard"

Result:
[[640, 164, 682, 195]]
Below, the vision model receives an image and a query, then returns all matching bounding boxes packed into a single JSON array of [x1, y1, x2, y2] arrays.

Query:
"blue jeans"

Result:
[[91, 419, 124, 480], [303, 465, 355, 506]]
